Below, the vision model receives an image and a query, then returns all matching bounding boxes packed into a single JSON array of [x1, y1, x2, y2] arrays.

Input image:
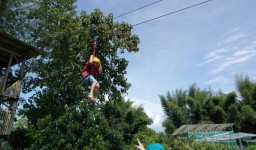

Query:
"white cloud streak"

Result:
[[204, 76, 226, 85], [204, 48, 229, 64], [231, 28, 239, 32], [209, 53, 255, 74], [223, 33, 247, 43], [202, 32, 256, 75]]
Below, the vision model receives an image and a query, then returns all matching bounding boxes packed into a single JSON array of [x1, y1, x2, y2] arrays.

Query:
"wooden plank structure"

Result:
[[172, 123, 235, 136], [0, 32, 43, 140]]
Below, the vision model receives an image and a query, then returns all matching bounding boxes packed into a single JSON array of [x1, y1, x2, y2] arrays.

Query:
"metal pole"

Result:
[[239, 138, 243, 150]]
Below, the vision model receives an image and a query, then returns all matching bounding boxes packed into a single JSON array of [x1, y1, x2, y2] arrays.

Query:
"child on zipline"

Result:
[[82, 55, 102, 103]]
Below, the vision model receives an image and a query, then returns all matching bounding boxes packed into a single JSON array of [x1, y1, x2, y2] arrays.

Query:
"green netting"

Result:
[[243, 136, 252, 141], [188, 131, 234, 139], [188, 131, 237, 147]]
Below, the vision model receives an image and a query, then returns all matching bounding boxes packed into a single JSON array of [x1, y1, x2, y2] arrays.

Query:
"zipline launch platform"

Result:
[[0, 32, 42, 141]]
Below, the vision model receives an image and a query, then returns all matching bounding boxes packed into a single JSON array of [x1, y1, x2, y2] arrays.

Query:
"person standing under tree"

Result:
[[136, 138, 166, 150], [82, 54, 102, 104]]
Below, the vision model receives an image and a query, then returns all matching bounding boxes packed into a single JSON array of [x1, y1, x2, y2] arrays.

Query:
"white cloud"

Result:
[[231, 28, 239, 32], [203, 39, 256, 75], [204, 76, 226, 85], [131, 97, 165, 132], [204, 48, 229, 64], [223, 33, 247, 43], [147, 114, 164, 133], [233, 49, 255, 56], [209, 54, 254, 74]]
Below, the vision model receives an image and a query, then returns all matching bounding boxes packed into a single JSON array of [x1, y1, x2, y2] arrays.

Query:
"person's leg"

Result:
[[83, 75, 97, 102], [89, 81, 97, 100], [93, 82, 100, 99]]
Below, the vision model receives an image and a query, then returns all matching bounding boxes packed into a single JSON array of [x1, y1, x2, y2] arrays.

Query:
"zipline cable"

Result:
[[114, 0, 164, 19], [132, 0, 213, 27]]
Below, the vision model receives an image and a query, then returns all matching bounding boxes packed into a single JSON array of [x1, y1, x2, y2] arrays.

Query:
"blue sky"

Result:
[[76, 0, 256, 132]]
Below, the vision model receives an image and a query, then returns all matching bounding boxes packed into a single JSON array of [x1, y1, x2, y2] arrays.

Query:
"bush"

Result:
[[9, 127, 31, 149]]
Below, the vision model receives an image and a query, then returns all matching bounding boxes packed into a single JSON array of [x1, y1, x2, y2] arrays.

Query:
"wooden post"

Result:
[[19, 59, 26, 80], [1, 54, 13, 94]]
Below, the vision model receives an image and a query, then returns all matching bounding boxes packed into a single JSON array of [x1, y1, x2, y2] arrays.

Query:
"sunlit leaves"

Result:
[[161, 76, 256, 134]]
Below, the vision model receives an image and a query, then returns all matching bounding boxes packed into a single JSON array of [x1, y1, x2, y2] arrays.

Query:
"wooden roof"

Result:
[[0, 32, 43, 68], [172, 123, 235, 135]]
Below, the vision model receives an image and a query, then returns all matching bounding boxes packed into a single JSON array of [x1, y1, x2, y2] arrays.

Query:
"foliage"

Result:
[[131, 127, 171, 150], [101, 99, 152, 148], [160, 85, 218, 133], [226, 104, 241, 131], [131, 132, 242, 150], [236, 74, 256, 109], [9, 127, 31, 150], [20, 0, 140, 125], [12, 115, 28, 129], [235, 74, 256, 133], [13, 98, 151, 149], [224, 92, 237, 112], [247, 145, 256, 150], [240, 105, 256, 133], [0, 0, 32, 38], [28, 103, 107, 149], [3, 0, 256, 149], [3, 0, 145, 149], [170, 137, 238, 150], [162, 119, 175, 135], [160, 91, 187, 131], [160, 76, 256, 134]]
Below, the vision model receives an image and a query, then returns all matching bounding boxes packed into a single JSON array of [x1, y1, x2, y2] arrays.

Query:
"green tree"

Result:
[[236, 74, 256, 110], [162, 119, 175, 135], [131, 127, 170, 150], [22, 97, 151, 149], [161, 77, 256, 134], [203, 96, 226, 123], [8, 0, 145, 149], [0, 0, 32, 37], [100, 99, 152, 150], [226, 104, 241, 131], [186, 97, 202, 124], [9, 127, 31, 150], [170, 137, 237, 150], [240, 105, 256, 133], [160, 91, 187, 133], [187, 84, 214, 123], [21, 0, 139, 123], [28, 104, 107, 149], [223, 91, 237, 112], [235, 74, 256, 132], [160, 84, 230, 134]]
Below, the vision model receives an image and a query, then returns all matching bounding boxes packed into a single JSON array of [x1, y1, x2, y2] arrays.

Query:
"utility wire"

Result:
[[114, 0, 164, 19], [132, 0, 213, 27]]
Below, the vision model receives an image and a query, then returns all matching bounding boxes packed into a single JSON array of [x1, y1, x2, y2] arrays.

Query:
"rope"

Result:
[[132, 0, 213, 26]]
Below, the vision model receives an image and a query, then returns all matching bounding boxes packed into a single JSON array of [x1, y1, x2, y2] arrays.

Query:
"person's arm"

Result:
[[99, 63, 102, 73], [89, 55, 94, 64], [136, 138, 145, 150]]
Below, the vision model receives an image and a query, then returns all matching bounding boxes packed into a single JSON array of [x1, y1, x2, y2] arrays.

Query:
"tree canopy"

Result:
[[1, 0, 152, 149], [1, 0, 256, 149], [160, 75, 256, 135]]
